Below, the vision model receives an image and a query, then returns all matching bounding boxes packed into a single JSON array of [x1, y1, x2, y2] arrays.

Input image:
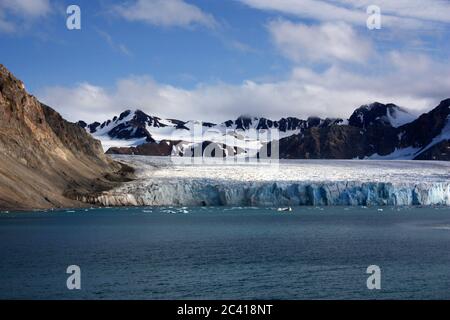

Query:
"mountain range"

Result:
[[1, 63, 449, 210], [78, 100, 450, 160]]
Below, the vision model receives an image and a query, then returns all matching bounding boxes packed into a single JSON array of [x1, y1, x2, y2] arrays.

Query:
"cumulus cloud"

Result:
[[268, 20, 372, 64], [38, 50, 450, 123], [239, 0, 450, 29], [0, 0, 51, 33], [115, 0, 217, 28]]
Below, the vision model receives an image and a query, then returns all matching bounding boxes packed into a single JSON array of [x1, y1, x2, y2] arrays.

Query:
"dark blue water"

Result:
[[1, 206, 450, 300]]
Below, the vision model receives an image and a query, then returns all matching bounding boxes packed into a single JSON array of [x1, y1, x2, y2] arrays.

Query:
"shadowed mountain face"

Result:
[[80, 100, 450, 160], [348, 102, 415, 128], [0, 65, 133, 210], [276, 99, 450, 160]]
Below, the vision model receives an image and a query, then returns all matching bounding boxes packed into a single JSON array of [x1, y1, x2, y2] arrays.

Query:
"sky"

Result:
[[1, 0, 450, 123]]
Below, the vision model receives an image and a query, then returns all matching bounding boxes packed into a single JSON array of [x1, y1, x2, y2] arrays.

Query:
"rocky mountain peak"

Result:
[[349, 102, 414, 129], [0, 64, 25, 92], [0, 64, 43, 131], [0, 64, 132, 210]]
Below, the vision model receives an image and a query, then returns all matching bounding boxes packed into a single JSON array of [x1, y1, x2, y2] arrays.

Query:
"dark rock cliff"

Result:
[[0, 64, 133, 210]]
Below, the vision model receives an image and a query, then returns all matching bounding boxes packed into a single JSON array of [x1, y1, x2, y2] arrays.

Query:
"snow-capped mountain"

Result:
[[348, 102, 416, 128], [376, 99, 450, 160], [78, 99, 450, 160], [78, 110, 339, 156], [277, 99, 450, 160]]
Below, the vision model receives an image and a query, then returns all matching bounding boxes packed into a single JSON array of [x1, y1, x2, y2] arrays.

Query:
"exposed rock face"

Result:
[[276, 121, 399, 159], [414, 140, 450, 161], [0, 64, 133, 210], [275, 126, 367, 159], [277, 100, 450, 160], [398, 99, 450, 150], [107, 140, 178, 156], [106, 140, 245, 157]]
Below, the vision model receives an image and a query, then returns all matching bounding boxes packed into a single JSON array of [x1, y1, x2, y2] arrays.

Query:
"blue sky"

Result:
[[1, 0, 450, 122], [2, 0, 290, 89]]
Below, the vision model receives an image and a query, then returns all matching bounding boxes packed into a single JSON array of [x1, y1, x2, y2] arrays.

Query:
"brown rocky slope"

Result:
[[0, 64, 133, 210]]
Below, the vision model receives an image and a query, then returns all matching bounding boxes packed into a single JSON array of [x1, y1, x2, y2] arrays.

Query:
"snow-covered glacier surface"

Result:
[[81, 156, 450, 207]]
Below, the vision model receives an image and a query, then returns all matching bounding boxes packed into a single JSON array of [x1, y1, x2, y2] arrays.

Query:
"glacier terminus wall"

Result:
[[78, 156, 450, 207]]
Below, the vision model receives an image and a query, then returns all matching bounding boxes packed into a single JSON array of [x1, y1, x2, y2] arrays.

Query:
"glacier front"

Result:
[[78, 156, 450, 207]]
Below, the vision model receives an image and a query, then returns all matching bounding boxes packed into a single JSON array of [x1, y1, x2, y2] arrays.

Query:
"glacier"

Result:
[[77, 156, 450, 207]]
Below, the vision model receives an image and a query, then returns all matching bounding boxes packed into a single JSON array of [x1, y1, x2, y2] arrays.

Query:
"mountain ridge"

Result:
[[78, 100, 450, 160], [0, 64, 134, 210]]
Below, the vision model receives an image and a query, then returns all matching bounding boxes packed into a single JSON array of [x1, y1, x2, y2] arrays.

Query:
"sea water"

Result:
[[0, 206, 450, 299]]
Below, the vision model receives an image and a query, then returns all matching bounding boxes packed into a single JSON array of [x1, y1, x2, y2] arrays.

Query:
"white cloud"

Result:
[[241, 0, 364, 25], [268, 20, 372, 63], [115, 0, 217, 28], [0, 12, 15, 33], [338, 0, 450, 24], [2, 0, 51, 17], [239, 0, 450, 29], [38, 50, 450, 124], [0, 0, 51, 33], [96, 29, 133, 57], [40, 83, 114, 121]]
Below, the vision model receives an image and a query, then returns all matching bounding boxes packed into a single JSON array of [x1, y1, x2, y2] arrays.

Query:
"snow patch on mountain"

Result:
[[100, 137, 148, 153], [367, 147, 421, 160], [386, 106, 416, 128], [368, 115, 450, 160], [419, 115, 450, 154]]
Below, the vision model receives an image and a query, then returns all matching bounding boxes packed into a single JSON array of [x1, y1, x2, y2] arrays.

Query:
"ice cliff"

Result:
[[76, 156, 450, 207], [78, 180, 450, 207]]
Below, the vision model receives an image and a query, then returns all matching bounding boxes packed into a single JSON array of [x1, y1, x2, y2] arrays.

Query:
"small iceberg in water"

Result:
[[277, 207, 293, 212]]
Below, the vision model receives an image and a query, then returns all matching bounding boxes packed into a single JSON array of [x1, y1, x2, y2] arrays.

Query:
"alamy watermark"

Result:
[[64, 264, 381, 293], [366, 265, 381, 290], [367, 5, 382, 30], [168, 122, 281, 166], [66, 5, 81, 30], [66, 265, 81, 290]]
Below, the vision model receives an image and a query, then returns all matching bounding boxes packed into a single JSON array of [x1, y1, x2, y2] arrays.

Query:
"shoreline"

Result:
[[0, 160, 136, 212]]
